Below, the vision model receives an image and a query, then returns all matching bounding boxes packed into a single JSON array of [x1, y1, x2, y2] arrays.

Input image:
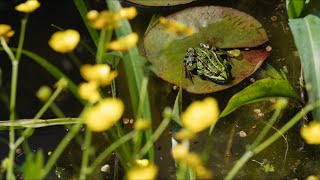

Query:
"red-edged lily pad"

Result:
[[127, 0, 193, 7], [144, 6, 270, 94]]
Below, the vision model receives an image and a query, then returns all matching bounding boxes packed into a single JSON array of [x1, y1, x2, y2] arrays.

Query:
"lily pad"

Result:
[[127, 0, 193, 7], [144, 6, 270, 93]]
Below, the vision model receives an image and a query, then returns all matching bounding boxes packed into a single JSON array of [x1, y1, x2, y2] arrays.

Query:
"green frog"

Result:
[[183, 43, 238, 85]]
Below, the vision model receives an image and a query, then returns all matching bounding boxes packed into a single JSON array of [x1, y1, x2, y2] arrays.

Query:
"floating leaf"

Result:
[[144, 6, 269, 93], [289, 14, 320, 120], [127, 0, 193, 7], [220, 78, 300, 118]]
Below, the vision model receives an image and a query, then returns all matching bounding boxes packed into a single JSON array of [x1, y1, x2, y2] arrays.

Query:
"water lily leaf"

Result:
[[144, 6, 269, 93], [127, 0, 193, 7]]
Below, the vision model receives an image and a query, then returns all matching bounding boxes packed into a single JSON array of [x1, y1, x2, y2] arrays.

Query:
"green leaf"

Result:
[[21, 150, 44, 180], [73, 0, 99, 47], [144, 6, 269, 93], [289, 14, 320, 119], [220, 78, 300, 118], [172, 89, 182, 126], [0, 48, 84, 104], [127, 0, 193, 6], [286, 0, 309, 19], [107, 0, 154, 160]]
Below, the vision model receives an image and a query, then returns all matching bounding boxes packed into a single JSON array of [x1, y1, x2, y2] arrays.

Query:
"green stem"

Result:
[[224, 151, 254, 180], [68, 52, 82, 68], [225, 102, 320, 180], [0, 37, 16, 62], [15, 16, 28, 61], [6, 59, 19, 180], [79, 129, 92, 180], [50, 102, 66, 118], [87, 131, 136, 175], [137, 117, 171, 158], [41, 122, 82, 178], [34, 86, 63, 119], [96, 29, 107, 63], [250, 100, 287, 149]]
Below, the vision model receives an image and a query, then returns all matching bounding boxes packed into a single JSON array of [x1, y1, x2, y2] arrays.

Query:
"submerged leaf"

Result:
[[220, 78, 299, 118], [289, 14, 320, 119], [144, 6, 269, 93]]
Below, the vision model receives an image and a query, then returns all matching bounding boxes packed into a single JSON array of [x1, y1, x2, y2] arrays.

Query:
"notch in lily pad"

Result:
[[144, 6, 270, 94]]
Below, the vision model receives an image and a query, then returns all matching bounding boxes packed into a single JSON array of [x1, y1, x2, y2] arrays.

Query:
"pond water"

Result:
[[0, 0, 319, 179]]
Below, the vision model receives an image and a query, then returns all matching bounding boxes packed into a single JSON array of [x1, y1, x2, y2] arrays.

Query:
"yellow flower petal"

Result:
[[159, 17, 195, 36], [48, 29, 80, 53], [300, 121, 320, 144], [134, 119, 151, 130], [181, 97, 220, 133], [15, 0, 40, 13], [171, 143, 189, 161], [84, 98, 124, 132], [127, 164, 158, 180], [118, 7, 137, 20], [135, 159, 149, 167], [78, 82, 101, 103], [107, 32, 138, 51], [80, 64, 118, 86], [0, 24, 15, 42], [87, 10, 121, 30]]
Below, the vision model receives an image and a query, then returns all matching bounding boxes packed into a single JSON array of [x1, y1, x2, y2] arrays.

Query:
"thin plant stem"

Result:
[[14, 84, 68, 148], [250, 100, 288, 149], [87, 131, 136, 175], [34, 86, 64, 119], [41, 122, 83, 178], [96, 29, 107, 63], [0, 118, 79, 130], [79, 129, 92, 180], [15, 16, 28, 61], [0, 37, 16, 62], [50, 102, 66, 118], [68, 52, 82, 68], [6, 56, 19, 180], [225, 102, 320, 180], [137, 117, 171, 158]]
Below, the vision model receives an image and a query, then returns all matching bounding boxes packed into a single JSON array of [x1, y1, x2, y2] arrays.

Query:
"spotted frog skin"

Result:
[[183, 43, 234, 85]]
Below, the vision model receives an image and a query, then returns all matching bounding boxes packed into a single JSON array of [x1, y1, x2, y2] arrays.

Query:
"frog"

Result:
[[183, 43, 238, 85]]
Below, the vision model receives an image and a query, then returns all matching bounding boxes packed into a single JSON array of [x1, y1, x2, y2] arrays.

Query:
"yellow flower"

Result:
[[159, 17, 195, 36], [80, 64, 118, 86], [15, 0, 40, 13], [195, 165, 213, 179], [175, 128, 196, 140], [171, 143, 189, 161], [300, 121, 320, 144], [87, 10, 121, 29], [127, 164, 158, 180], [135, 159, 149, 167], [78, 82, 101, 103], [107, 32, 138, 51], [48, 29, 80, 53], [36, 86, 52, 102], [83, 98, 124, 132], [118, 7, 137, 20], [0, 24, 15, 42], [181, 97, 220, 133], [134, 119, 151, 130]]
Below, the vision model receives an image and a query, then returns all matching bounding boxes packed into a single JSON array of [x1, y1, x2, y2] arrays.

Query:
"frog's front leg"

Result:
[[184, 56, 197, 83]]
